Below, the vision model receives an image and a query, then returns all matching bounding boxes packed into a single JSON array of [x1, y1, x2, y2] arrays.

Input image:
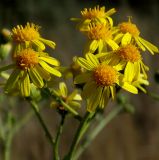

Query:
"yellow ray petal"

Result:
[[114, 33, 123, 44], [122, 82, 138, 94], [35, 65, 51, 81], [107, 39, 119, 50], [39, 56, 60, 66], [124, 62, 135, 82], [139, 37, 159, 54], [19, 72, 30, 97], [77, 57, 94, 70], [39, 38, 56, 49], [28, 67, 44, 88], [5, 69, 21, 92], [59, 82, 68, 97], [110, 86, 116, 99], [87, 86, 102, 112], [39, 60, 62, 77], [86, 53, 99, 67], [121, 33, 132, 46], [134, 37, 146, 51], [32, 40, 45, 50]]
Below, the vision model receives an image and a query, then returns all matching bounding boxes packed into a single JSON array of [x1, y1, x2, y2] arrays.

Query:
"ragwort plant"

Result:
[[0, 5, 159, 160]]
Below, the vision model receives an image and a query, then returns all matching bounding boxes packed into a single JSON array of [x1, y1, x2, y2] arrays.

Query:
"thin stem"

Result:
[[29, 100, 54, 145], [147, 92, 159, 101], [64, 112, 94, 160], [4, 108, 34, 160], [52, 90, 79, 116], [74, 105, 123, 160], [53, 115, 66, 160], [41, 89, 79, 117]]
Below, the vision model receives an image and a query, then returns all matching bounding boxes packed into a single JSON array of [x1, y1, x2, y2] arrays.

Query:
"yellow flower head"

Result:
[[87, 23, 112, 40], [51, 82, 82, 113], [123, 62, 149, 93], [119, 21, 140, 37], [99, 43, 148, 80], [12, 23, 40, 42], [71, 6, 116, 31], [74, 53, 138, 112], [116, 44, 141, 63], [5, 48, 61, 97], [81, 6, 108, 19], [12, 23, 56, 52], [93, 64, 118, 86], [84, 23, 118, 54], [16, 48, 39, 69], [114, 18, 159, 54]]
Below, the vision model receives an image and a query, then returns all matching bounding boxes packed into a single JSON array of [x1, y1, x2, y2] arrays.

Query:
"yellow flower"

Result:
[[51, 82, 82, 112], [74, 53, 138, 112], [4, 48, 61, 97], [100, 44, 149, 78], [71, 5, 116, 31], [12, 23, 56, 53], [123, 62, 149, 93], [114, 18, 159, 54], [84, 23, 119, 54]]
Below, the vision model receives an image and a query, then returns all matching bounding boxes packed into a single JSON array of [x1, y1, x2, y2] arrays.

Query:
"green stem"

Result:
[[64, 112, 94, 160], [74, 105, 123, 160], [29, 100, 54, 145], [4, 108, 34, 160], [53, 115, 66, 160]]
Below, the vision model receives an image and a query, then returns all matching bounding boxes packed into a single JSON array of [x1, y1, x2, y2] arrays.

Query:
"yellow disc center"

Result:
[[119, 22, 140, 36], [93, 64, 118, 86], [116, 44, 141, 62], [88, 24, 112, 40], [16, 48, 39, 70]]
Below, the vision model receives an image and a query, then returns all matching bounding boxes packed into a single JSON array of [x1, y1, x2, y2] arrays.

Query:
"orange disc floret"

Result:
[[116, 44, 141, 62], [119, 22, 140, 37], [87, 24, 112, 40], [12, 23, 40, 43], [16, 48, 39, 70], [93, 64, 118, 86]]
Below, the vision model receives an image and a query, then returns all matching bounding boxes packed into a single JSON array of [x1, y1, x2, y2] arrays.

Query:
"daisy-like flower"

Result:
[[4, 48, 61, 97], [123, 62, 149, 93], [113, 18, 159, 54], [51, 82, 82, 112], [101, 44, 149, 78], [71, 5, 116, 31], [84, 23, 119, 54], [12, 23, 56, 55], [74, 53, 138, 112]]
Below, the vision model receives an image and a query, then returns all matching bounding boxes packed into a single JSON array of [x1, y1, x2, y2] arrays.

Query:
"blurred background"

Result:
[[1, 0, 159, 160]]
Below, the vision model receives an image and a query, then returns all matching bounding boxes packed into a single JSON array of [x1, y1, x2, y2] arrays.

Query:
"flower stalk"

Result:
[[64, 112, 95, 160], [74, 105, 123, 160], [29, 100, 54, 145], [53, 114, 66, 160]]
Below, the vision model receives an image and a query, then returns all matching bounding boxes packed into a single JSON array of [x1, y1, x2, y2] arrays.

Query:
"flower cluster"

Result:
[[4, 23, 61, 97], [72, 6, 158, 112], [51, 82, 82, 113]]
